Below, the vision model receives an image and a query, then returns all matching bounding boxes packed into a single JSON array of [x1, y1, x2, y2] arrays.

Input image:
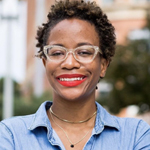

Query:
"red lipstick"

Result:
[[56, 74, 87, 87]]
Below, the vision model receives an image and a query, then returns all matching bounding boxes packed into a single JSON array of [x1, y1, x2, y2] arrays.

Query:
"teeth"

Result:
[[59, 77, 83, 81]]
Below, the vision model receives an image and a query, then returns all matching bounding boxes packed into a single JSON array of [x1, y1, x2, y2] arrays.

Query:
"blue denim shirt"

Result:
[[0, 101, 150, 150]]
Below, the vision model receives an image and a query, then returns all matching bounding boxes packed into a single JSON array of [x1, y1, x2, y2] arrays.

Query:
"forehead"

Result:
[[47, 18, 100, 47]]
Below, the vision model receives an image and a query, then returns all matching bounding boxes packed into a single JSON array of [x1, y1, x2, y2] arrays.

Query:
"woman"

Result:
[[0, 0, 150, 150]]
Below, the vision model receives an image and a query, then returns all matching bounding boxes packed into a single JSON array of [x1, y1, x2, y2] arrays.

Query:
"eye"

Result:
[[77, 49, 93, 56], [49, 50, 65, 56], [47, 47, 66, 57]]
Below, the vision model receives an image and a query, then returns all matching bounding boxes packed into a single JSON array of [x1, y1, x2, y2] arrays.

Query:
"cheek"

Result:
[[45, 63, 55, 77], [87, 60, 101, 79], [45, 64, 57, 88], [92, 58, 101, 73]]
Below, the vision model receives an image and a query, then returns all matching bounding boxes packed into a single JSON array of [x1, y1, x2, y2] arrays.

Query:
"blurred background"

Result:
[[0, 0, 150, 124]]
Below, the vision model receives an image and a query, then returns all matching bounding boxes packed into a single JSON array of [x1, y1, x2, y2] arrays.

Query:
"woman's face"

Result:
[[43, 18, 108, 102]]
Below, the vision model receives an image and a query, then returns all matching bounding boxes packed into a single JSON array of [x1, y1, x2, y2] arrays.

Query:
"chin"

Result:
[[62, 94, 84, 102], [61, 91, 92, 103]]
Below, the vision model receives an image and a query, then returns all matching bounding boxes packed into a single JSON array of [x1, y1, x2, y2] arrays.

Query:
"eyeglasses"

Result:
[[43, 45, 102, 63]]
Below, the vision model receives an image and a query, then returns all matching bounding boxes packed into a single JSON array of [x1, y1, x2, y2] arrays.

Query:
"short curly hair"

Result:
[[36, 0, 116, 62]]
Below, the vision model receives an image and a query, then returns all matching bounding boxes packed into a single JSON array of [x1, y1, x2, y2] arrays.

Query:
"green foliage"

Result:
[[146, 10, 150, 29], [14, 92, 52, 116], [99, 39, 150, 114], [0, 78, 52, 121], [98, 11, 150, 114]]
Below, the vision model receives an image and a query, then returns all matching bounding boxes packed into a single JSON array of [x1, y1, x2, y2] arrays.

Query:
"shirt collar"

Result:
[[94, 101, 120, 134], [28, 101, 52, 132], [28, 101, 120, 135]]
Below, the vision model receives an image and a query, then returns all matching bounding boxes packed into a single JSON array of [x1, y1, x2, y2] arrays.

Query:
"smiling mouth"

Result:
[[56, 74, 87, 87], [59, 77, 84, 81]]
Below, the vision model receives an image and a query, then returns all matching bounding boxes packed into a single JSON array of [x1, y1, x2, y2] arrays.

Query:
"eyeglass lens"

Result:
[[46, 46, 97, 62]]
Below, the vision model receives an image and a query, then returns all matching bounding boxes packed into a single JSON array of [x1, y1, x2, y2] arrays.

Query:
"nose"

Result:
[[60, 52, 80, 70]]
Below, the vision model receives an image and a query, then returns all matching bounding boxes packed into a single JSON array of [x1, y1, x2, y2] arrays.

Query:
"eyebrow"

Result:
[[51, 42, 93, 47], [52, 44, 64, 47], [77, 42, 93, 47]]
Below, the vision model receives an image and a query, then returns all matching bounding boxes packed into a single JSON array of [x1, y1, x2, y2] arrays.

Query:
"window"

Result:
[[102, 0, 114, 4], [128, 29, 150, 41], [132, 0, 150, 3]]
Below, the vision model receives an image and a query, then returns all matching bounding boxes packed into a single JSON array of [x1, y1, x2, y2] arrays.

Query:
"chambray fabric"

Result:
[[0, 101, 150, 150]]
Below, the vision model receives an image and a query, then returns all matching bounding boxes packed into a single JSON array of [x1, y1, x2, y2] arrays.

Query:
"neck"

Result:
[[51, 95, 97, 122]]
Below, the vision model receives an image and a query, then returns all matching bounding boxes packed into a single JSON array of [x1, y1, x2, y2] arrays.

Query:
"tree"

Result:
[[101, 40, 150, 114], [0, 78, 52, 121], [98, 12, 150, 114]]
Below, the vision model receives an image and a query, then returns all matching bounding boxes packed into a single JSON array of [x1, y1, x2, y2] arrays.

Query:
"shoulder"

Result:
[[0, 101, 52, 132], [96, 102, 150, 132], [0, 114, 35, 150], [0, 114, 35, 133], [114, 116, 150, 149], [95, 102, 150, 149], [114, 116, 150, 131]]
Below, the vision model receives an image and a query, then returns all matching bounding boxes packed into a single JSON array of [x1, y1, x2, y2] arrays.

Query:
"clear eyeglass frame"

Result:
[[43, 45, 102, 63]]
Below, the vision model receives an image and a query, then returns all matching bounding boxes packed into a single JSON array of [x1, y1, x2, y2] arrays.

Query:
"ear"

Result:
[[100, 58, 109, 78], [42, 58, 46, 67]]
